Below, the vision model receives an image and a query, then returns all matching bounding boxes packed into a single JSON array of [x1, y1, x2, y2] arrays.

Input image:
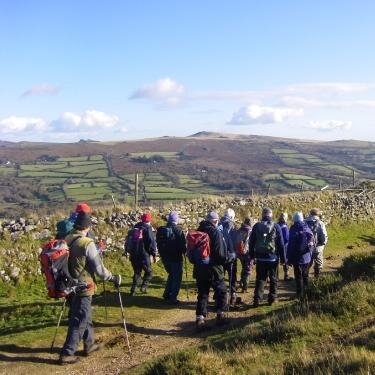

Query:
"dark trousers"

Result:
[[238, 254, 252, 290], [224, 261, 237, 295], [162, 258, 183, 301], [254, 261, 278, 303], [293, 263, 310, 297], [195, 265, 227, 317], [62, 295, 94, 356], [131, 257, 153, 292]]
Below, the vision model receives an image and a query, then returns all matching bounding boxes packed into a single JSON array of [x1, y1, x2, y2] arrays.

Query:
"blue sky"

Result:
[[1, 1, 375, 142]]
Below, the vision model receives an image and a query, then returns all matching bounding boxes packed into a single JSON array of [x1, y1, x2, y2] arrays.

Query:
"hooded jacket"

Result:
[[287, 221, 314, 265]]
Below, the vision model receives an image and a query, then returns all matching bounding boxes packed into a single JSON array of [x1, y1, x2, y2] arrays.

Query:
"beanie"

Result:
[[224, 208, 235, 220], [262, 207, 273, 218], [141, 212, 152, 223], [206, 211, 219, 221], [74, 212, 92, 230], [56, 219, 73, 238], [75, 203, 92, 214], [293, 212, 304, 223], [168, 211, 179, 224]]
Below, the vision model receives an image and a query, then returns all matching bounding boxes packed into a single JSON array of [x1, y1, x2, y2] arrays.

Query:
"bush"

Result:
[[339, 251, 375, 281]]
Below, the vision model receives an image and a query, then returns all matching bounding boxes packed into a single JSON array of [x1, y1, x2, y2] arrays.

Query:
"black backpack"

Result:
[[156, 226, 176, 257], [254, 221, 277, 257], [306, 219, 325, 246]]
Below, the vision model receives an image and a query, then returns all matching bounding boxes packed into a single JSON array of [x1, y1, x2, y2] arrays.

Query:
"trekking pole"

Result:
[[184, 255, 189, 300], [117, 286, 132, 356], [50, 298, 67, 352], [99, 250, 108, 320]]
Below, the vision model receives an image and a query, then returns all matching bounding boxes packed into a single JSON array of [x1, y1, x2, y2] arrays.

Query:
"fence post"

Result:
[[134, 173, 139, 208], [352, 169, 356, 187], [267, 184, 271, 196]]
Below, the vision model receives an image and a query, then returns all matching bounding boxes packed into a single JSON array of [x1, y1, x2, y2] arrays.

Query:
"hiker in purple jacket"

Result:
[[286, 212, 315, 299], [278, 212, 291, 281]]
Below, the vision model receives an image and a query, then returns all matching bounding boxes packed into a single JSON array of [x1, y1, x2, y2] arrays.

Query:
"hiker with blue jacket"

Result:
[[278, 212, 291, 281], [125, 212, 157, 296], [249, 207, 286, 307], [219, 208, 237, 305], [59, 212, 121, 365], [194, 211, 229, 331], [287, 212, 315, 299], [156, 211, 187, 305]]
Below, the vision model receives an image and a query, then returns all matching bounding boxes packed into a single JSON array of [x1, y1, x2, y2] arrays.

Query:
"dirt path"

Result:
[[0, 271, 304, 375]]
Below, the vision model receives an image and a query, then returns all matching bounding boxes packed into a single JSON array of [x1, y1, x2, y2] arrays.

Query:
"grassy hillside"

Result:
[[0, 133, 374, 216]]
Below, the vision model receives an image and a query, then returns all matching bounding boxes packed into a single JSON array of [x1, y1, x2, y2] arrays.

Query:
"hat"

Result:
[[293, 212, 304, 223], [168, 211, 179, 223], [310, 208, 321, 216], [56, 219, 73, 238], [262, 207, 273, 218], [75, 203, 92, 214], [141, 212, 152, 223], [224, 208, 235, 220], [206, 211, 219, 221], [74, 212, 92, 230]]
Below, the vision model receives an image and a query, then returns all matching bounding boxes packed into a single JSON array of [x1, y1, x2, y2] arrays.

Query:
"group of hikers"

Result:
[[44, 202, 327, 365]]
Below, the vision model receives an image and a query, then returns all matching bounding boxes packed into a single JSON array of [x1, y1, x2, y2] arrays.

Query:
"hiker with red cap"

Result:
[[124, 211, 157, 295]]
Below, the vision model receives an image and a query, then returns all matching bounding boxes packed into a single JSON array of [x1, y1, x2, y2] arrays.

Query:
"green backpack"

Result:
[[254, 221, 276, 257]]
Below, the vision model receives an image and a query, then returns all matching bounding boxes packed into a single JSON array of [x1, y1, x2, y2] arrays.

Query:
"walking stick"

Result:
[[117, 286, 132, 356], [50, 298, 67, 352], [184, 255, 189, 300]]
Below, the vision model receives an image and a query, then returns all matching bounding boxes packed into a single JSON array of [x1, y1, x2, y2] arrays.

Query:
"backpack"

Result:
[[156, 226, 176, 257], [254, 221, 277, 257], [294, 227, 312, 255], [234, 228, 250, 256], [39, 239, 79, 298], [125, 227, 145, 256], [186, 230, 210, 265], [306, 219, 325, 246]]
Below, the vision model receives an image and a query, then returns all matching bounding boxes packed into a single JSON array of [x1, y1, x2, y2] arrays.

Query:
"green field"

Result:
[[130, 152, 179, 159], [263, 172, 327, 189], [0, 166, 16, 176]]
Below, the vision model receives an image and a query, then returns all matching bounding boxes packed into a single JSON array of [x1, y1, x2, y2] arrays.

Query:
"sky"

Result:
[[1, 1, 375, 142]]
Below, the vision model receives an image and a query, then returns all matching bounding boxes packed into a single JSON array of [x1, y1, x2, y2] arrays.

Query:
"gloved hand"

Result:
[[226, 252, 236, 264], [111, 274, 122, 288]]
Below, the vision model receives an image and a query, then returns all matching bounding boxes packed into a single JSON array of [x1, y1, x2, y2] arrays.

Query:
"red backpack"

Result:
[[40, 239, 78, 298], [186, 230, 210, 265]]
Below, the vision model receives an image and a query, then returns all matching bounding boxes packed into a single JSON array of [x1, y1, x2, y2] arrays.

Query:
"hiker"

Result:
[[234, 217, 253, 293], [249, 207, 286, 307], [278, 212, 291, 281], [193, 211, 229, 330], [305, 208, 328, 277], [125, 212, 157, 295], [287, 212, 315, 298], [59, 212, 121, 365], [69, 202, 95, 240], [56, 219, 74, 240], [219, 208, 237, 305], [156, 211, 187, 304]]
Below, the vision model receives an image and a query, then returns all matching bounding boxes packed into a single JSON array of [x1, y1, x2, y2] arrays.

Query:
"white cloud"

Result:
[[309, 120, 352, 131], [51, 110, 119, 132], [0, 116, 48, 133], [130, 77, 186, 105], [21, 83, 59, 98], [228, 105, 304, 125]]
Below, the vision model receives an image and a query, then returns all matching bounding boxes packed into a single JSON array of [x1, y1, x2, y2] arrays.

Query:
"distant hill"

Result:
[[0, 132, 374, 215]]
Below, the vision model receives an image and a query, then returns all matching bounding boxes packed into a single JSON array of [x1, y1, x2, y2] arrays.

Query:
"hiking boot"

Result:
[[268, 298, 278, 306], [252, 300, 260, 308], [195, 318, 206, 332], [216, 314, 230, 327], [241, 287, 248, 293], [129, 289, 135, 296], [58, 355, 80, 365], [284, 275, 293, 281], [83, 342, 104, 357], [229, 293, 237, 305]]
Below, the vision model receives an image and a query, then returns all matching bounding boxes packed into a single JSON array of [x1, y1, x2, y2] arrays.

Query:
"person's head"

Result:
[[141, 212, 152, 224], [293, 211, 304, 223], [74, 212, 92, 233], [279, 212, 288, 223], [310, 208, 321, 217], [206, 211, 219, 227], [243, 217, 253, 227], [224, 208, 235, 221], [167, 211, 179, 224], [75, 202, 92, 214], [262, 207, 273, 220], [56, 219, 73, 239]]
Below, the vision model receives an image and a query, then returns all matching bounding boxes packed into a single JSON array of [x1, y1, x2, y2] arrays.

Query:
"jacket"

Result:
[[305, 215, 328, 247], [156, 223, 187, 262], [287, 221, 314, 265]]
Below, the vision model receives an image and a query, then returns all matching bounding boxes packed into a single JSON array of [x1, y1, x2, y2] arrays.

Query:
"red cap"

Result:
[[75, 203, 92, 213], [141, 212, 152, 223]]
